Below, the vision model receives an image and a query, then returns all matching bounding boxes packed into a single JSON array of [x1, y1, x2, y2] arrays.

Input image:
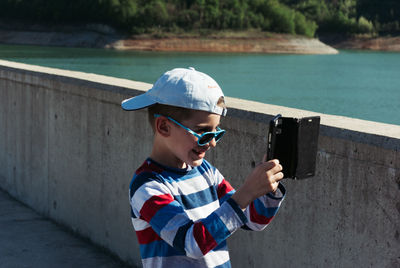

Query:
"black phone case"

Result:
[[267, 114, 320, 179]]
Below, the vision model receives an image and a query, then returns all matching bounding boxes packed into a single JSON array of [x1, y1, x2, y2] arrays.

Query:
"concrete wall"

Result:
[[1, 59, 399, 268]]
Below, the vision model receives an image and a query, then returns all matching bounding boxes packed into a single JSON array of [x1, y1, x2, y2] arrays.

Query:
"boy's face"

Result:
[[166, 110, 221, 168]]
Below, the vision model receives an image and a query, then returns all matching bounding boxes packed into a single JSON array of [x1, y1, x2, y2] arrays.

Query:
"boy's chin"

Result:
[[188, 158, 204, 167]]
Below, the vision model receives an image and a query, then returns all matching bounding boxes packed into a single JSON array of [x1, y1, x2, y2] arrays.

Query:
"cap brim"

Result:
[[121, 93, 157, 111]]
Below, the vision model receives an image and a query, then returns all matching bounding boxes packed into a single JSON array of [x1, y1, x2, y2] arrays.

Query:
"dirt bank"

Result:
[[321, 35, 400, 52], [0, 29, 338, 54], [113, 34, 339, 54]]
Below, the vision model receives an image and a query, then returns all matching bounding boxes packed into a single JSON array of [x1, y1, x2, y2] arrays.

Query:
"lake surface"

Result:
[[1, 44, 399, 125]]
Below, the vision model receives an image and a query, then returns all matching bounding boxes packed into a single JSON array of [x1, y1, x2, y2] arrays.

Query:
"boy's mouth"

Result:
[[193, 148, 208, 157]]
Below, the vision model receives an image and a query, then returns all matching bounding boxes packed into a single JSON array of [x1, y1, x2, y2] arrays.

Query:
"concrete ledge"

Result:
[[225, 97, 400, 150], [1, 60, 399, 267], [0, 59, 152, 95]]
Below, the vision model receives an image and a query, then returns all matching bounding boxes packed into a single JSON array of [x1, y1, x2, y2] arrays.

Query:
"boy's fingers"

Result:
[[274, 171, 284, 182], [267, 159, 280, 170], [266, 161, 283, 177], [258, 159, 282, 177]]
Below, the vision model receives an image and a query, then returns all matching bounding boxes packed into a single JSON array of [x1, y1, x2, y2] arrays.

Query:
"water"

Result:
[[1, 44, 399, 125]]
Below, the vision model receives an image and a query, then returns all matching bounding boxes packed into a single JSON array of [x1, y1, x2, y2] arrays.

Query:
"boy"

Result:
[[122, 67, 285, 268]]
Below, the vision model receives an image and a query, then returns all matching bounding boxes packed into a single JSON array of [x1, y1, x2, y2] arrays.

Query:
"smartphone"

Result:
[[266, 114, 320, 179]]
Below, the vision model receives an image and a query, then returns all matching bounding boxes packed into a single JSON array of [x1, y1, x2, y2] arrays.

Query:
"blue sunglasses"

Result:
[[154, 114, 226, 146]]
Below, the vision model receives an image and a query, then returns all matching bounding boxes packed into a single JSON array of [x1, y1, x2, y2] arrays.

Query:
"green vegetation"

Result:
[[0, 0, 398, 38]]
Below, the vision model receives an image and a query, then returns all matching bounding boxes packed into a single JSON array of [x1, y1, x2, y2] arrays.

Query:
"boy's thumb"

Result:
[[262, 154, 267, 162]]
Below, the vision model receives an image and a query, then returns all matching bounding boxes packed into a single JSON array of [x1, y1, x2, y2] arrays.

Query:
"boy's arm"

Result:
[[231, 158, 284, 209], [216, 171, 285, 231], [230, 157, 286, 230]]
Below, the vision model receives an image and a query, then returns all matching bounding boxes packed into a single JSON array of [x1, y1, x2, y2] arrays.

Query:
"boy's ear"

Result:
[[155, 116, 171, 137]]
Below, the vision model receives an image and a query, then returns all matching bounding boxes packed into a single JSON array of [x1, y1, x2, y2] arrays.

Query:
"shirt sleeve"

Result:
[[242, 183, 286, 231], [130, 173, 248, 259]]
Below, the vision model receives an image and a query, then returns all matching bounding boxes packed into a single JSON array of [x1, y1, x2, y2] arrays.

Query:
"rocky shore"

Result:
[[113, 34, 339, 54]]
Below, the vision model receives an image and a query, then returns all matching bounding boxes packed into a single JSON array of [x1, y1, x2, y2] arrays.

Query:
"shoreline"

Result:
[[0, 28, 399, 54], [113, 35, 339, 54], [0, 29, 338, 54]]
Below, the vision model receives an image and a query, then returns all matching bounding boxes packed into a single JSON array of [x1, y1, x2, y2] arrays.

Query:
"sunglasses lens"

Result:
[[215, 131, 225, 142], [198, 131, 225, 145], [199, 133, 215, 145]]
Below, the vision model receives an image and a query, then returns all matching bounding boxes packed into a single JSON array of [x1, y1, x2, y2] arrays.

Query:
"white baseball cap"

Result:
[[121, 67, 227, 116]]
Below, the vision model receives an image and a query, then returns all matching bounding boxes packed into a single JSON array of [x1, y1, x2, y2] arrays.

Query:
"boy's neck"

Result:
[[150, 140, 187, 170]]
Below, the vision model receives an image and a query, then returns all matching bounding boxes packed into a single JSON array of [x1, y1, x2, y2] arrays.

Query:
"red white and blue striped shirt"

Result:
[[129, 158, 285, 268]]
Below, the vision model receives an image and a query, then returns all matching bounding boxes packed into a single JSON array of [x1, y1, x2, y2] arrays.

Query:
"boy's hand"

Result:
[[232, 154, 284, 209]]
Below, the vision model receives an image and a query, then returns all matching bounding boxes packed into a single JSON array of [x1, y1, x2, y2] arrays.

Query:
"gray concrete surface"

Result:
[[1, 59, 399, 268], [0, 188, 132, 268]]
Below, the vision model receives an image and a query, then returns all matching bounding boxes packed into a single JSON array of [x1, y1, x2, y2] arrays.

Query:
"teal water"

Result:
[[1, 44, 399, 125]]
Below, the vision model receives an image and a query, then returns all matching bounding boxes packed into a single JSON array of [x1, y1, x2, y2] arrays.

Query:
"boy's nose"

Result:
[[209, 138, 217, 148]]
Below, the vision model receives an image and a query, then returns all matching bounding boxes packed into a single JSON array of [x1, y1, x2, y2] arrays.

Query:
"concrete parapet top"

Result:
[[225, 97, 400, 150], [1, 59, 399, 149], [0, 59, 152, 95]]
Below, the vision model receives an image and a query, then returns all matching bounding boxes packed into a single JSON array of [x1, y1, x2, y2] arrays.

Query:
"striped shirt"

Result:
[[129, 158, 285, 268]]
